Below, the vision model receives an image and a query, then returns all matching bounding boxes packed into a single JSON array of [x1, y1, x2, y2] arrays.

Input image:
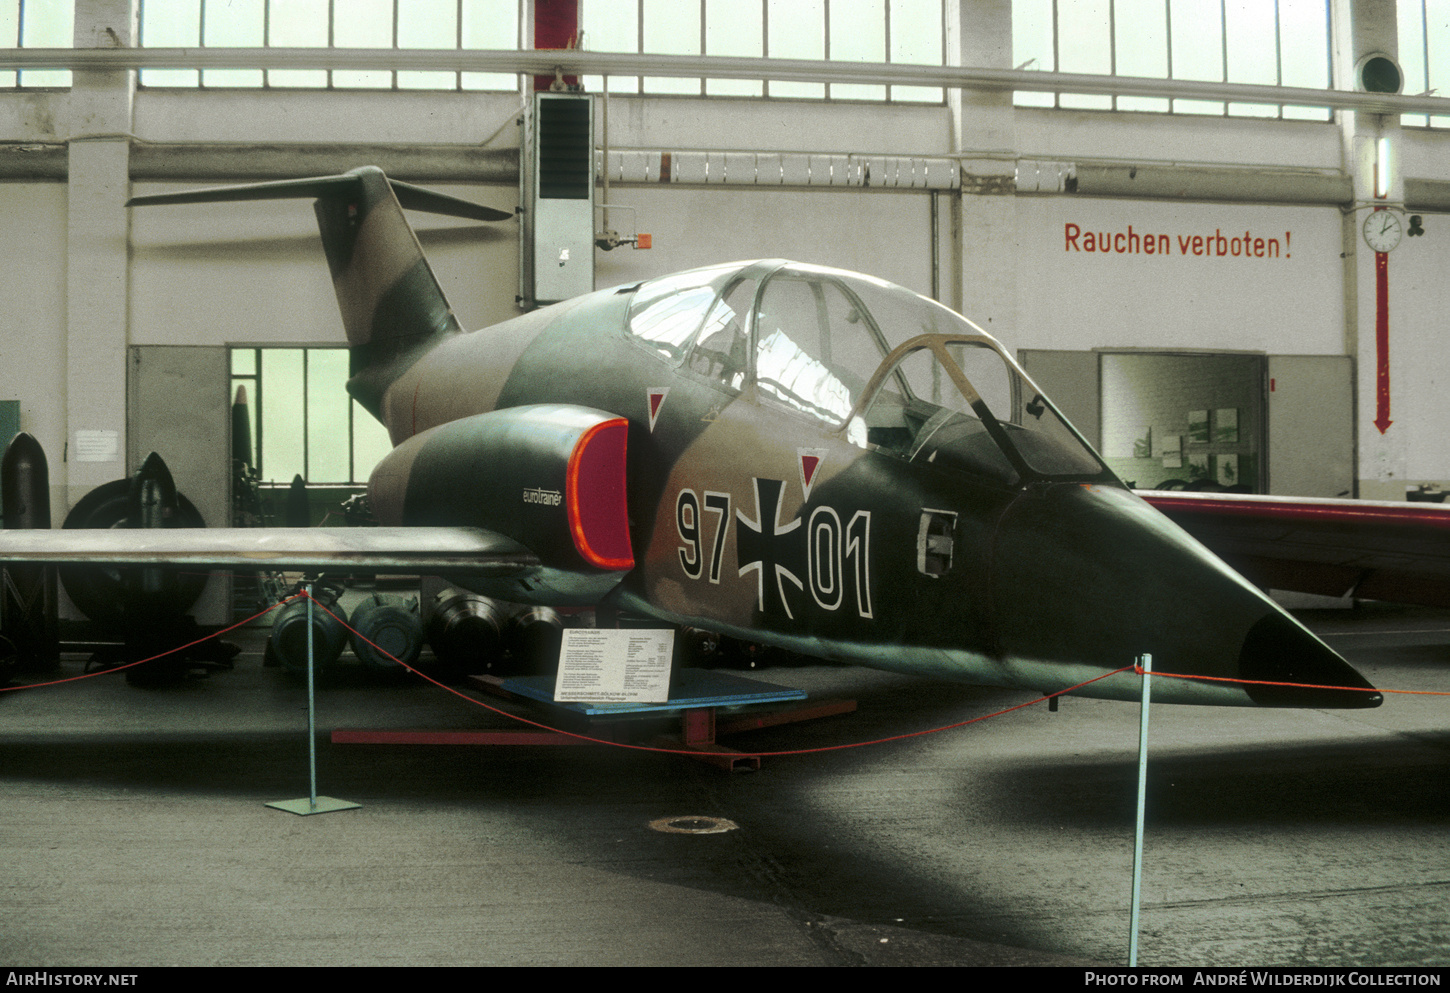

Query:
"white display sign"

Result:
[[553, 628, 674, 704], [73, 429, 119, 463], [1014, 199, 1343, 356]]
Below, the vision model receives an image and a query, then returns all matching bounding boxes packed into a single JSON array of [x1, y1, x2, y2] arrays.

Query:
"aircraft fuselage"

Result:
[[112, 173, 1379, 710], [366, 274, 1374, 707]]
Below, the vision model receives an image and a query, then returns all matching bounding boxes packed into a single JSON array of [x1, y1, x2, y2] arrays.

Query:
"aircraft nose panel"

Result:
[[989, 484, 1379, 707], [1237, 611, 1381, 708]]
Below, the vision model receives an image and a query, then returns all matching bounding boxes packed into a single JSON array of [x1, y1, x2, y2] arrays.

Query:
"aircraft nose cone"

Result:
[[1238, 611, 1381, 708], [990, 483, 1379, 707]]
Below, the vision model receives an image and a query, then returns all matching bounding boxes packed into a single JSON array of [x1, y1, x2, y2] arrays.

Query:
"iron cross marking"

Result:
[[736, 478, 809, 620]]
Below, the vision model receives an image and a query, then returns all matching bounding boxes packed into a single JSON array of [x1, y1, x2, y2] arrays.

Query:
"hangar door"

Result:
[[1265, 355, 1353, 498], [1018, 350, 1352, 498], [127, 345, 230, 623]]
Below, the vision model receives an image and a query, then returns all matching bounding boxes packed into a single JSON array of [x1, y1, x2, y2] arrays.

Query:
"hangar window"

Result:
[[230, 347, 393, 487], [1011, 0, 1331, 120], [0, 0, 73, 88], [136, 0, 520, 91], [1399, 0, 1450, 128], [579, 0, 945, 103]]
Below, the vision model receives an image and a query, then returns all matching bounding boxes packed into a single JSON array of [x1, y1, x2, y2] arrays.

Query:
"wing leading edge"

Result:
[[1143, 490, 1450, 607], [0, 526, 538, 577]]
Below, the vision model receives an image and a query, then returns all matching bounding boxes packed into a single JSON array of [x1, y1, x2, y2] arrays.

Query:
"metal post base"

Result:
[[266, 796, 362, 816]]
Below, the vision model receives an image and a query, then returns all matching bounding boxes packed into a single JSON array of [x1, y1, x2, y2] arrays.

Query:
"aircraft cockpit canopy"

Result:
[[854, 335, 1108, 487], [625, 260, 1111, 487]]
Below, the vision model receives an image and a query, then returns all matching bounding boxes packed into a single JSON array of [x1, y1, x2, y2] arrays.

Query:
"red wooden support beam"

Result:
[[534, 0, 580, 91]]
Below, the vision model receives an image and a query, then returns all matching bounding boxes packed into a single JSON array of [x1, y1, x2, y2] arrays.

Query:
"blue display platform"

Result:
[[498, 668, 808, 717], [339, 670, 853, 771]]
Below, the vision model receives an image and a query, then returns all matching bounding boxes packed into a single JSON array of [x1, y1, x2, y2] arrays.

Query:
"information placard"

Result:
[[553, 628, 674, 703], [73, 429, 119, 463]]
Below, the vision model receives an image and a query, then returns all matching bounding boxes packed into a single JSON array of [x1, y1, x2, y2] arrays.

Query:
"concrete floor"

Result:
[[1, 602, 1446, 967]]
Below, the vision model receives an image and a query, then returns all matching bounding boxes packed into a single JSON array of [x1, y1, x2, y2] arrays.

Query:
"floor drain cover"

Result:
[[649, 816, 739, 835]]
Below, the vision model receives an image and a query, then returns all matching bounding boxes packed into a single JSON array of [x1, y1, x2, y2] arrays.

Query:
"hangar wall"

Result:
[[0, 182, 66, 511], [128, 181, 937, 352], [3, 0, 1450, 522], [1392, 242, 1450, 486]]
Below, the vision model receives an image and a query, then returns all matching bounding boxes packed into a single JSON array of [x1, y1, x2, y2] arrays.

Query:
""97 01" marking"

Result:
[[676, 481, 871, 620]]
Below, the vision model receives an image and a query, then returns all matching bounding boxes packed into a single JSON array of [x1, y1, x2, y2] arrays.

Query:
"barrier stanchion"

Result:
[[267, 584, 360, 816], [1129, 652, 1152, 966]]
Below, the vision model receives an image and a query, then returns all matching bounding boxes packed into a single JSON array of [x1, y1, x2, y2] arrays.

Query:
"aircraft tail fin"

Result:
[[128, 166, 513, 421]]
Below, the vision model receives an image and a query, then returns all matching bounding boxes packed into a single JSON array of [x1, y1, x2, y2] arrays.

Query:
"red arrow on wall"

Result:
[[1374, 251, 1392, 434]]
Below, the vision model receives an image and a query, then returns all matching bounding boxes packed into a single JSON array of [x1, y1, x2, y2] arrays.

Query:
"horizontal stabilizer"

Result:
[[391, 179, 515, 222], [128, 165, 512, 422], [0, 526, 539, 576], [127, 167, 514, 222]]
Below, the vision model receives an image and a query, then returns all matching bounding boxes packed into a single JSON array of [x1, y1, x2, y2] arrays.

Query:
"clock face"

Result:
[[1364, 210, 1403, 253]]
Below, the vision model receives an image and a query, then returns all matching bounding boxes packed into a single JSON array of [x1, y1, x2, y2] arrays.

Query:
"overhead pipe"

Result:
[[1404, 179, 1450, 213], [0, 143, 66, 179], [0, 138, 1410, 209], [0, 141, 518, 182], [1067, 164, 1353, 206]]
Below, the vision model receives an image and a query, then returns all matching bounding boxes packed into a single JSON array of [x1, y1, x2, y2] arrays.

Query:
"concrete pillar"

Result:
[[1333, 0, 1404, 499], [63, 0, 135, 507], [946, 0, 1018, 334]]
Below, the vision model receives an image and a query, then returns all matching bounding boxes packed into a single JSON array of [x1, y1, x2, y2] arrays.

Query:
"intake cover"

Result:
[[369, 404, 632, 579]]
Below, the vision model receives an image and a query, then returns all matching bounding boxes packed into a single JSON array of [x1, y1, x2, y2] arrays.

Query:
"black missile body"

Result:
[[0, 432, 58, 670]]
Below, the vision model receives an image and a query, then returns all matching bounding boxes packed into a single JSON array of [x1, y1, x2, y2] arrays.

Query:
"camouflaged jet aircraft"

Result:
[[0, 166, 1380, 708]]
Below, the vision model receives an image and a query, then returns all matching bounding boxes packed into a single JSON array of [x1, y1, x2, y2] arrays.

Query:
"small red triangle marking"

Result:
[[647, 388, 670, 433]]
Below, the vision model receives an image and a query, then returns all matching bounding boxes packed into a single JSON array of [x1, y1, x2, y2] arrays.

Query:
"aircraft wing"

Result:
[[1142, 490, 1450, 608], [0, 526, 539, 576]]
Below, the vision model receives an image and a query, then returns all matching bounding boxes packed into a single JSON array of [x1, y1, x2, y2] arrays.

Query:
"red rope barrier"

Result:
[[1134, 664, 1450, 696], [0, 595, 298, 692], [302, 588, 1140, 755], [7, 588, 1442, 759]]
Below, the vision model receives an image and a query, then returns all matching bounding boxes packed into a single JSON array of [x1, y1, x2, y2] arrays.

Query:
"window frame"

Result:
[[136, 0, 523, 92], [1012, 0, 1333, 122], [0, 0, 75, 89], [580, 0, 948, 105], [229, 344, 393, 487], [1399, 0, 1450, 129]]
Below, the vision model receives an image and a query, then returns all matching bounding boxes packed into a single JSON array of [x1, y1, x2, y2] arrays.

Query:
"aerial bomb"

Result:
[[349, 592, 423, 670], [506, 605, 564, 675], [128, 452, 179, 600], [427, 590, 507, 673], [58, 453, 209, 629], [677, 626, 723, 667], [231, 384, 253, 468], [269, 590, 348, 675], [2, 431, 50, 531], [285, 474, 309, 528], [1, 432, 58, 670]]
